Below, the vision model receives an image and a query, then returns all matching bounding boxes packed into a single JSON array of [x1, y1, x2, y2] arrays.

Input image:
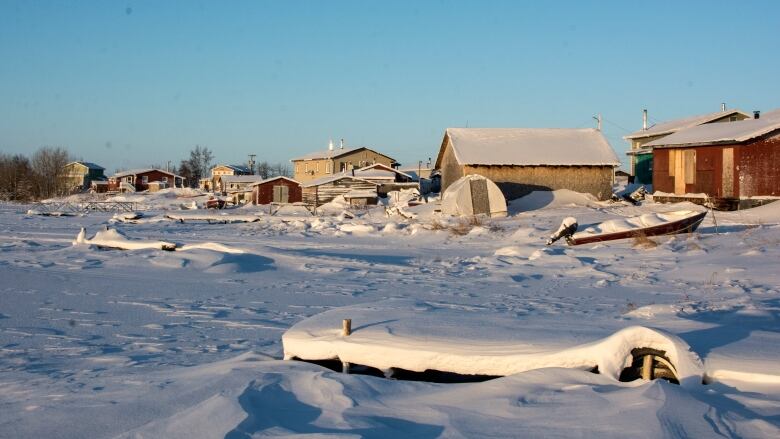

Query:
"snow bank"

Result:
[[509, 189, 599, 213], [283, 300, 704, 387], [73, 227, 176, 251], [165, 212, 260, 223]]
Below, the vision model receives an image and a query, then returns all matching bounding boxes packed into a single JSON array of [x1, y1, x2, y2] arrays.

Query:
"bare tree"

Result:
[[0, 153, 34, 201], [31, 146, 70, 198], [184, 145, 213, 187]]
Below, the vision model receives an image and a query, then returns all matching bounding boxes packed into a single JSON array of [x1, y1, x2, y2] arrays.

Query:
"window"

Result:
[[141, 175, 148, 184], [162, 176, 168, 182], [326, 162, 332, 174]]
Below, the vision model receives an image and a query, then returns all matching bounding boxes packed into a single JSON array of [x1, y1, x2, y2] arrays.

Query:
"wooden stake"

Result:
[[342, 319, 352, 336], [642, 355, 653, 380]]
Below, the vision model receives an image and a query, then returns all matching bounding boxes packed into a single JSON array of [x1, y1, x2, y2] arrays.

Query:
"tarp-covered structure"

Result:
[[441, 174, 507, 217]]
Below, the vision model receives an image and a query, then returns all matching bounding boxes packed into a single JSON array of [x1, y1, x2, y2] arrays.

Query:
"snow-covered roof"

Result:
[[343, 189, 378, 199], [67, 161, 105, 170], [220, 175, 265, 184], [301, 173, 378, 188], [290, 147, 396, 163], [353, 163, 414, 180], [439, 128, 620, 167], [250, 176, 301, 186], [212, 164, 251, 173], [645, 111, 780, 148], [624, 110, 751, 140]]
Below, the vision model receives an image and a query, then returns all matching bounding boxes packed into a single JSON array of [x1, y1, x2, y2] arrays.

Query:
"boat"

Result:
[[547, 210, 707, 246]]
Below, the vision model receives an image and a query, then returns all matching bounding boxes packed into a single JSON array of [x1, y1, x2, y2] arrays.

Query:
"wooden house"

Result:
[[291, 143, 397, 184], [352, 163, 416, 196], [435, 128, 620, 200], [202, 164, 253, 192], [624, 108, 751, 185], [251, 176, 302, 205], [60, 161, 106, 192], [108, 169, 185, 192], [646, 109, 780, 209], [220, 175, 264, 204], [301, 174, 379, 207]]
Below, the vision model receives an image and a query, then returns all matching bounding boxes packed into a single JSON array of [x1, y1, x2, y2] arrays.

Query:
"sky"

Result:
[[1, 0, 779, 173]]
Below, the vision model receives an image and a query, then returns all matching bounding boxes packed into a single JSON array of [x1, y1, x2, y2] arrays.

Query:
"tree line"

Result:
[[175, 145, 291, 186], [0, 147, 71, 201]]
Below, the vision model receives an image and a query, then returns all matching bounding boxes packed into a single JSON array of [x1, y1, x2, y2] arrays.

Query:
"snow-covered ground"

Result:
[[1, 191, 779, 438]]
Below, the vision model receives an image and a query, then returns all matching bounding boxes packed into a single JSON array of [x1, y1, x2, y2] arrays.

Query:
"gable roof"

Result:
[[301, 173, 379, 188], [624, 109, 751, 140], [220, 175, 265, 184], [290, 146, 396, 163], [66, 161, 105, 170], [250, 176, 301, 186], [352, 163, 414, 180], [212, 164, 252, 173], [436, 128, 620, 168], [111, 168, 181, 179], [644, 110, 780, 148]]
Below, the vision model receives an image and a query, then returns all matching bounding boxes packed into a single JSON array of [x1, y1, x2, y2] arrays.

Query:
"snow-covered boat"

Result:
[[548, 210, 707, 246]]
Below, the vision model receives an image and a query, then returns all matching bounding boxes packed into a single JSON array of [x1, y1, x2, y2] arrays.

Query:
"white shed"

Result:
[[441, 174, 507, 217]]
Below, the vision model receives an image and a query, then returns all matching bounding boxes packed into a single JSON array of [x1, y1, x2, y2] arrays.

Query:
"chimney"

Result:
[[642, 109, 648, 130], [328, 139, 334, 151], [754, 110, 761, 119], [721, 102, 726, 112], [340, 138, 345, 149]]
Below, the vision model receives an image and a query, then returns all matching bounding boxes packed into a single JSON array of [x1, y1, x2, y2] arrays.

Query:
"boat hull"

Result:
[[569, 211, 707, 245]]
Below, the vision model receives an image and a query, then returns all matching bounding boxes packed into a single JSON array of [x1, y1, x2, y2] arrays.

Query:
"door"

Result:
[[469, 179, 490, 215], [273, 185, 289, 203], [722, 148, 734, 197]]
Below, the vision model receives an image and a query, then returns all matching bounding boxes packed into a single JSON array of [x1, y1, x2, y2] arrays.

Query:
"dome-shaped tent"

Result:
[[441, 174, 507, 217]]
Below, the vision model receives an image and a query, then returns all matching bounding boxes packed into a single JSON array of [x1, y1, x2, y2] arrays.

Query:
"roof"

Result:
[[213, 164, 252, 173], [437, 128, 620, 167], [290, 146, 396, 163], [66, 161, 105, 170], [301, 173, 379, 188], [644, 111, 780, 148], [624, 110, 751, 140], [353, 163, 414, 180], [220, 175, 265, 184], [250, 176, 301, 186], [112, 168, 180, 179]]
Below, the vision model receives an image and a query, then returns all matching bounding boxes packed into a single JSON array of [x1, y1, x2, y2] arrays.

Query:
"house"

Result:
[[624, 108, 751, 185], [251, 176, 302, 205], [290, 143, 397, 184], [60, 161, 106, 192], [301, 174, 379, 207], [435, 128, 620, 200], [202, 164, 253, 192], [108, 169, 185, 192], [352, 163, 416, 196], [220, 175, 265, 204], [646, 109, 780, 209]]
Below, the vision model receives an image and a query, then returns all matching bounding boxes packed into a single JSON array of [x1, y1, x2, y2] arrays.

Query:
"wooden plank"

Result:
[[684, 150, 696, 185], [722, 148, 734, 197], [674, 150, 686, 195]]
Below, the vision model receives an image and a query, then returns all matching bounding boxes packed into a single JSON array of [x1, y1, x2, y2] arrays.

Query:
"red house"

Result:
[[108, 169, 186, 192], [647, 109, 780, 209], [251, 176, 302, 205]]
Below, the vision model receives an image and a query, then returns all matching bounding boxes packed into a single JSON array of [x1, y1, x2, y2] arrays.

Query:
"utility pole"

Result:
[[248, 154, 256, 175], [166, 160, 171, 172], [593, 114, 602, 131]]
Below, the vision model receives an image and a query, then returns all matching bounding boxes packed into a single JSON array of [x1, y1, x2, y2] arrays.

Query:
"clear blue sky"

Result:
[[1, 0, 778, 172]]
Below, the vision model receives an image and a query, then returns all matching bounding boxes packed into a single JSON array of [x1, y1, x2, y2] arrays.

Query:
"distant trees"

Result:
[[0, 146, 70, 201], [178, 145, 213, 187], [255, 161, 291, 179]]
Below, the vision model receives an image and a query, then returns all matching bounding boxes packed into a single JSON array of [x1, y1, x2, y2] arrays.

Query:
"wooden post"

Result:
[[642, 355, 653, 380], [342, 319, 352, 336]]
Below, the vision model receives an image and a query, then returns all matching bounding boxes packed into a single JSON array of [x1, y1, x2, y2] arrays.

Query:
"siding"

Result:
[[302, 179, 378, 207], [253, 179, 302, 205], [463, 165, 615, 200]]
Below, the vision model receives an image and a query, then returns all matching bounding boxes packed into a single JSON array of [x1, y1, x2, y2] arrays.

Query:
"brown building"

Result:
[[252, 176, 302, 205], [108, 169, 185, 192], [646, 109, 780, 209], [291, 144, 397, 184], [434, 128, 620, 200], [201, 164, 253, 192]]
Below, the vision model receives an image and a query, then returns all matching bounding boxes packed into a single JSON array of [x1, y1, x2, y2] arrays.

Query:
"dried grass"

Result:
[[632, 233, 658, 249]]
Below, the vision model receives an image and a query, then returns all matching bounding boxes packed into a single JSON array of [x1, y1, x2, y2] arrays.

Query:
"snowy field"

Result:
[[1, 191, 779, 438]]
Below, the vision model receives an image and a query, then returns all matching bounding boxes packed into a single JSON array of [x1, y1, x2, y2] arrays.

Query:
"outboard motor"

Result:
[[547, 217, 578, 245]]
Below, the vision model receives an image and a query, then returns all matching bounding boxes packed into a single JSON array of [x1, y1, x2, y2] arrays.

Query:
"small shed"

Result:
[[147, 181, 169, 192], [301, 174, 379, 207], [435, 128, 620, 200], [441, 174, 507, 217], [352, 163, 416, 196], [251, 176, 302, 205]]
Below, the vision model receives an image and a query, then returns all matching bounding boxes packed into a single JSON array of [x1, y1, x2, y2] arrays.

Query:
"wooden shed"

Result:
[[434, 128, 620, 200], [301, 174, 379, 207], [646, 110, 780, 209], [251, 176, 302, 205]]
